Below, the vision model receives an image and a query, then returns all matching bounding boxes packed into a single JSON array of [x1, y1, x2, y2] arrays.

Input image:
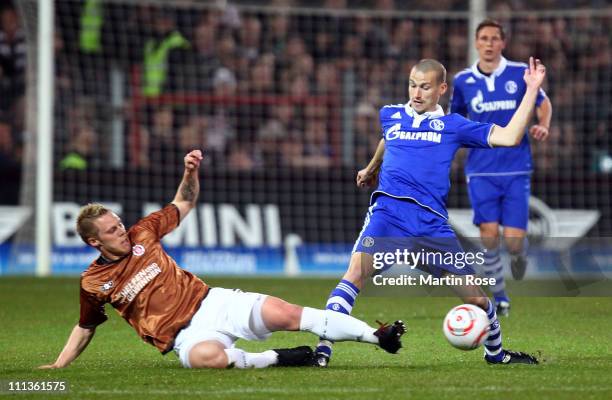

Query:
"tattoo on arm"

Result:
[[180, 174, 198, 202]]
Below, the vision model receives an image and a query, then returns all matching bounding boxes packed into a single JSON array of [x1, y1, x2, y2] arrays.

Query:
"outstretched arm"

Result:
[[357, 139, 385, 188], [489, 57, 547, 147], [172, 149, 203, 221], [38, 325, 95, 369]]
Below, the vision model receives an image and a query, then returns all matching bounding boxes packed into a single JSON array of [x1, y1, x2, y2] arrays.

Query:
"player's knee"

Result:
[[279, 302, 302, 330], [188, 343, 228, 369], [503, 228, 526, 255], [463, 296, 489, 311], [504, 236, 524, 255], [479, 224, 500, 248]]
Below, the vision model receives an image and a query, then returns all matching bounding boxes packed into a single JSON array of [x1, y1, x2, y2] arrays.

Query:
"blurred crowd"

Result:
[[0, 3, 24, 203], [0, 0, 610, 190]]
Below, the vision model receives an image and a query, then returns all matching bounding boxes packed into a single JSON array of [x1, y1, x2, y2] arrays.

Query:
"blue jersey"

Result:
[[450, 56, 546, 176], [374, 103, 493, 220]]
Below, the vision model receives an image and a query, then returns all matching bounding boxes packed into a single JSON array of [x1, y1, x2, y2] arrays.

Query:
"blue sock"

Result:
[[484, 299, 505, 362], [315, 279, 360, 357], [483, 247, 508, 302]]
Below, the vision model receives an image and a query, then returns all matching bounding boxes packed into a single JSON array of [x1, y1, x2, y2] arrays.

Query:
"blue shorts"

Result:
[[352, 195, 475, 277], [467, 174, 530, 230]]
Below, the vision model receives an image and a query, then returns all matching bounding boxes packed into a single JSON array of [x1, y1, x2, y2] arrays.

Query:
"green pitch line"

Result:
[[1, 277, 611, 400]]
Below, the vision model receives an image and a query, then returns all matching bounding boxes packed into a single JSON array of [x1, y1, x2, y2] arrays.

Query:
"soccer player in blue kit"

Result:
[[450, 20, 553, 316], [312, 57, 546, 367]]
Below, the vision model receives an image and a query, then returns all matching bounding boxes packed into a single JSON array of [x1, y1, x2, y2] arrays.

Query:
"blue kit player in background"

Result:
[[312, 57, 546, 367], [450, 19, 553, 316]]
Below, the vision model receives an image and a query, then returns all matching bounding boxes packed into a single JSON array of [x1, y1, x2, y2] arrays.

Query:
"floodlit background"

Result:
[[0, 2, 611, 399], [0, 0, 610, 277]]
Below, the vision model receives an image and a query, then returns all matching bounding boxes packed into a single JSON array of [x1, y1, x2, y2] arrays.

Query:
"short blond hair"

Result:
[[76, 203, 110, 244], [413, 59, 447, 84]]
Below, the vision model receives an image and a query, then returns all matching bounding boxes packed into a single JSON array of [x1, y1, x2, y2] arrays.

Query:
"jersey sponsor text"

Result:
[[118, 263, 162, 304], [385, 124, 442, 143], [470, 90, 517, 114]]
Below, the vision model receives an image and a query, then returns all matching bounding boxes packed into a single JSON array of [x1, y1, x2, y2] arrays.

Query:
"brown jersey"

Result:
[[79, 204, 209, 354]]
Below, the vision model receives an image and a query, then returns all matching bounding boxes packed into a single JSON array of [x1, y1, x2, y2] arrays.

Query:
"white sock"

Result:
[[299, 307, 378, 344], [224, 348, 278, 369]]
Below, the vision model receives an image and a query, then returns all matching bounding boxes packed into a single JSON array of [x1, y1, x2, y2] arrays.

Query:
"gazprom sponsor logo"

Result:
[[470, 90, 517, 114], [385, 123, 441, 143]]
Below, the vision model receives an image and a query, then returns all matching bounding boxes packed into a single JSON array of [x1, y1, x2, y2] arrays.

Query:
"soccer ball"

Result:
[[443, 304, 490, 350]]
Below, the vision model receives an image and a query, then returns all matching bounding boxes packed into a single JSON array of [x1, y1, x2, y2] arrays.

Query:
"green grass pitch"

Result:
[[1, 276, 611, 399]]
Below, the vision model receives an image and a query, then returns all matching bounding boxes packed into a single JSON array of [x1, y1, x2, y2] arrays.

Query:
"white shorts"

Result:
[[173, 288, 272, 368]]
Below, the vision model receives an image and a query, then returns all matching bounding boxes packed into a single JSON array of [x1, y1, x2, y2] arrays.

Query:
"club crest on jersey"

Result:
[[132, 244, 145, 256], [505, 80, 518, 94], [101, 280, 114, 292], [429, 119, 445, 131]]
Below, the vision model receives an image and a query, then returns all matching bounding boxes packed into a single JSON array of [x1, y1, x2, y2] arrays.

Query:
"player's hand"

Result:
[[523, 57, 546, 90], [529, 124, 549, 141], [184, 150, 203, 171], [356, 167, 377, 188], [37, 363, 61, 369]]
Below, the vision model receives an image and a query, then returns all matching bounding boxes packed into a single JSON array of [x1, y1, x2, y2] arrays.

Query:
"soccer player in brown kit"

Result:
[[39, 150, 405, 369]]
